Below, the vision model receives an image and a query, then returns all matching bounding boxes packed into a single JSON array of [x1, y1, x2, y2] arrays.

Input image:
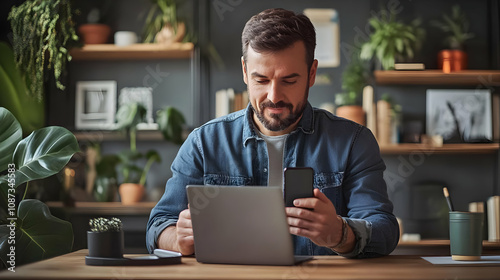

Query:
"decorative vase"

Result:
[[155, 22, 185, 45], [119, 183, 144, 205], [437, 49, 467, 72], [87, 230, 124, 258], [336, 105, 366, 126], [78, 24, 111, 44]]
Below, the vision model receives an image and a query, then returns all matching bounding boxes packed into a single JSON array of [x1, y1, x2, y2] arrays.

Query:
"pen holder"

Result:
[[449, 211, 483, 261]]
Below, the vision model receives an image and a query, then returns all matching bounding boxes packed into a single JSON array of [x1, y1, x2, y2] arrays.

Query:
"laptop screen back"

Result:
[[186, 185, 296, 265]]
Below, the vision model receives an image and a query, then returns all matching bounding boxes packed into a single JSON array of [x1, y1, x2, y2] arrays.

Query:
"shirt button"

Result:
[[263, 168, 268, 173]]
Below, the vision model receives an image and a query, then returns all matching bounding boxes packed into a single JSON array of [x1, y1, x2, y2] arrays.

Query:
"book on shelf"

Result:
[[376, 100, 392, 145], [363, 85, 377, 137], [487, 196, 500, 242], [469, 201, 485, 213], [215, 88, 248, 118], [394, 63, 425, 70]]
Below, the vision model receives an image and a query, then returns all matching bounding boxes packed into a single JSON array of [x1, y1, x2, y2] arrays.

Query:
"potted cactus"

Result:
[[87, 217, 124, 259]]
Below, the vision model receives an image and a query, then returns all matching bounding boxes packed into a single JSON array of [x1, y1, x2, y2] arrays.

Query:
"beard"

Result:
[[251, 88, 309, 132]]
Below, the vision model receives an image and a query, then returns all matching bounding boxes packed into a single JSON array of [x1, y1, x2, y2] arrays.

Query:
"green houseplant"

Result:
[[8, 0, 80, 101], [142, 0, 186, 44], [114, 103, 185, 204], [360, 9, 425, 70], [335, 55, 369, 125], [431, 5, 474, 71], [0, 42, 44, 135], [0, 107, 80, 268]]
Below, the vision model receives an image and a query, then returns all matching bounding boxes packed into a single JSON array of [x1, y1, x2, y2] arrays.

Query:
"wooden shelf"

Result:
[[374, 70, 500, 85], [70, 42, 194, 60], [46, 201, 156, 215], [73, 130, 164, 142], [398, 239, 500, 249], [380, 143, 500, 154]]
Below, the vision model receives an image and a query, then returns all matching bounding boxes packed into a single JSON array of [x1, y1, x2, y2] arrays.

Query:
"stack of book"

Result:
[[469, 196, 500, 242]]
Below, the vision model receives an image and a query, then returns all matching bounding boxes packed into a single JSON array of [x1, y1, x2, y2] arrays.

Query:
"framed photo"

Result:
[[75, 81, 117, 130], [118, 87, 158, 130], [426, 89, 492, 143]]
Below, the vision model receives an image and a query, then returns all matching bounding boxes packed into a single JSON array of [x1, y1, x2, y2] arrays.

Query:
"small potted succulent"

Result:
[[87, 217, 124, 259]]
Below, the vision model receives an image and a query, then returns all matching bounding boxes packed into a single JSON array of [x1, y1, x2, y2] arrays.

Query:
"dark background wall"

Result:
[[2, 0, 499, 239]]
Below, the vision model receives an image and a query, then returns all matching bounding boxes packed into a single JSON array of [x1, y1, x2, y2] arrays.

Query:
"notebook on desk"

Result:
[[186, 185, 313, 266]]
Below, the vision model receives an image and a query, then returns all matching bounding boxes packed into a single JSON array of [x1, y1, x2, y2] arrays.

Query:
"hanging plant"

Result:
[[8, 0, 80, 100]]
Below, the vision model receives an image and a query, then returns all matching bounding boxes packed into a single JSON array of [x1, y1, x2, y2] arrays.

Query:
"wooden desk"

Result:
[[2, 249, 498, 280]]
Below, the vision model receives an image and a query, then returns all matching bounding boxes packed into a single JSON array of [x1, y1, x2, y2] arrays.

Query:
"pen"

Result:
[[443, 187, 454, 211]]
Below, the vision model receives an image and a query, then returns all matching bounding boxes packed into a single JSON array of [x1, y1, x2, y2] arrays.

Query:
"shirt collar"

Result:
[[243, 102, 314, 146]]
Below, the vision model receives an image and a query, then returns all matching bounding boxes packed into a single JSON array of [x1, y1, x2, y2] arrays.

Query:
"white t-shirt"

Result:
[[256, 130, 288, 189]]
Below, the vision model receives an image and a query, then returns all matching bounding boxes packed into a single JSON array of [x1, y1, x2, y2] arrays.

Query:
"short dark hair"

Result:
[[241, 8, 316, 71]]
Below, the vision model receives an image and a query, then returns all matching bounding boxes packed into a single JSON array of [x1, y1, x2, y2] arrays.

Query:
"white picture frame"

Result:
[[118, 87, 158, 130], [75, 81, 117, 130], [426, 89, 492, 143]]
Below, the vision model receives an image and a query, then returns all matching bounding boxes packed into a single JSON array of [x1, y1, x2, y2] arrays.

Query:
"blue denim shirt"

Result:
[[147, 102, 399, 258]]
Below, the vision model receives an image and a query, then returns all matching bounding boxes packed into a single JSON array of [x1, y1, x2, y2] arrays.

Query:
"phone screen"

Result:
[[284, 167, 314, 207]]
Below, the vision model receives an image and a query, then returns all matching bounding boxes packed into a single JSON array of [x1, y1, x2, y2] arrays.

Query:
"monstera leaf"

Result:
[[7, 126, 79, 189], [0, 199, 73, 267], [0, 108, 22, 172]]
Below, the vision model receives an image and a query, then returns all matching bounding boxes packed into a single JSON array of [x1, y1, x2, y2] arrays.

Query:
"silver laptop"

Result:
[[186, 185, 313, 266]]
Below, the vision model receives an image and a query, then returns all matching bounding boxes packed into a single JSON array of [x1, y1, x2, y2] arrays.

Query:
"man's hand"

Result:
[[285, 188, 346, 249], [176, 208, 195, 255], [157, 208, 194, 256]]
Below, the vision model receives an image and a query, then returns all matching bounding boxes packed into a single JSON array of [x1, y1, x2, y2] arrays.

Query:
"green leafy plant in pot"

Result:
[[0, 107, 80, 268], [87, 217, 123, 259], [360, 9, 425, 70], [335, 55, 369, 126], [431, 5, 474, 71], [115, 103, 185, 204]]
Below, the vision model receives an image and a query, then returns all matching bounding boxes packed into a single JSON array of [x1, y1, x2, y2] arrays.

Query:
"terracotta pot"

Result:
[[119, 183, 144, 205], [79, 24, 111, 44], [336, 105, 366, 126], [437, 49, 467, 72]]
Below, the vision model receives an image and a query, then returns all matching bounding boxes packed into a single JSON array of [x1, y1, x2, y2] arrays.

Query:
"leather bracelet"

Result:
[[330, 215, 348, 250]]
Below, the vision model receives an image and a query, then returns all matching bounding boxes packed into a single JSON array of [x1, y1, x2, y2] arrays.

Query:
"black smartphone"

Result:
[[284, 167, 314, 207]]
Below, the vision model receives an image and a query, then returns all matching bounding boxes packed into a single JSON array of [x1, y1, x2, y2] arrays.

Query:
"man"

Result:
[[147, 8, 399, 258]]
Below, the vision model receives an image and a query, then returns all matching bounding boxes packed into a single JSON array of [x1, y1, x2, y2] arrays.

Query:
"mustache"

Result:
[[259, 101, 293, 111]]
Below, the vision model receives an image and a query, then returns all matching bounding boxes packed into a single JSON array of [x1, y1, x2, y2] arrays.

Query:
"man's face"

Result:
[[242, 41, 318, 136]]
